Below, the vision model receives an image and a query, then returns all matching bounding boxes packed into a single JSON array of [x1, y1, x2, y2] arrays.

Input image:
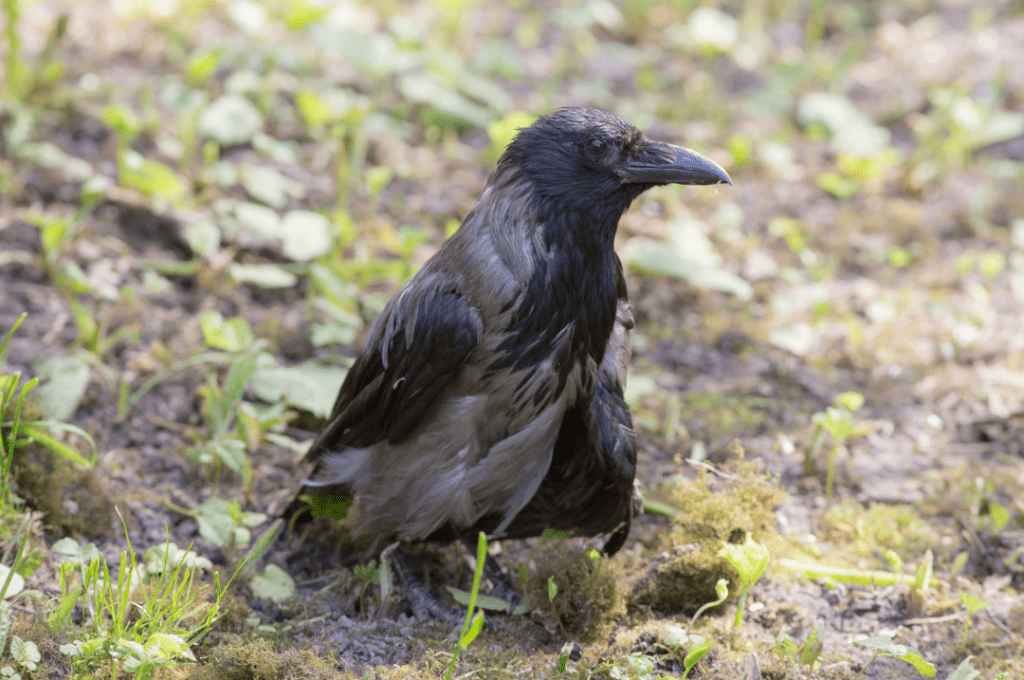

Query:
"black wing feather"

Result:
[[308, 289, 481, 457]]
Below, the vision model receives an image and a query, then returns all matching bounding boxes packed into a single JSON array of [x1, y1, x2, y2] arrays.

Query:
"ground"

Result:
[[1, 0, 1024, 678]]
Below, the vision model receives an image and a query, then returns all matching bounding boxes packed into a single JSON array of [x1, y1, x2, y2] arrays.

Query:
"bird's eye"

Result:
[[585, 138, 607, 156]]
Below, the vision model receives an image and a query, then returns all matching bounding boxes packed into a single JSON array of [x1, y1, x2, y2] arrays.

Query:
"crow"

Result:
[[285, 108, 730, 614]]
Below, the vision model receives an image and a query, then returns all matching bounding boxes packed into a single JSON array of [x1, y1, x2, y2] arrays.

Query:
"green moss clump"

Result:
[[14, 447, 116, 538], [633, 452, 787, 615], [526, 542, 625, 642], [668, 455, 787, 549], [631, 547, 737, 615], [192, 637, 340, 680], [678, 393, 778, 441], [821, 500, 942, 562]]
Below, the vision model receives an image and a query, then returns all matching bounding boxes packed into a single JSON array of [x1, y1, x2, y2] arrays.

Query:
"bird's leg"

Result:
[[484, 553, 521, 613], [391, 548, 465, 625]]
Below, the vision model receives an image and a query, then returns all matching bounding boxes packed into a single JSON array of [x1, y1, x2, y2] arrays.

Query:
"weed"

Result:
[[959, 593, 991, 650], [805, 391, 867, 499], [687, 577, 728, 631], [663, 624, 716, 679], [165, 497, 267, 565], [852, 634, 935, 679], [771, 619, 824, 679], [443, 532, 487, 680], [716, 533, 769, 628]]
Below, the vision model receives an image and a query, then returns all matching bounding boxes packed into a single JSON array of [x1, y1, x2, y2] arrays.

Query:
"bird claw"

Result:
[[483, 553, 521, 614], [392, 548, 493, 630]]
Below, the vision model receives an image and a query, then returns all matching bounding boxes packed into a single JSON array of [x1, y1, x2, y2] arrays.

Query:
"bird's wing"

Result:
[[307, 281, 483, 459]]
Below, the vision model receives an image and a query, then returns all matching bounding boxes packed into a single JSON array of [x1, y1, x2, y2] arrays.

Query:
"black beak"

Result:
[[623, 143, 732, 186]]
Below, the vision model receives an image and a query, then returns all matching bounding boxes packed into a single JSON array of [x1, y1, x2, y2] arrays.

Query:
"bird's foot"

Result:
[[483, 553, 521, 614], [392, 548, 494, 630]]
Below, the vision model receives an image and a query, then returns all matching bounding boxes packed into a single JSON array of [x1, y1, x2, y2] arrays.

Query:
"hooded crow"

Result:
[[286, 107, 731, 582]]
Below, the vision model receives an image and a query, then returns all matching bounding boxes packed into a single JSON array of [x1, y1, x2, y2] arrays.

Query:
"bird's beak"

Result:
[[623, 143, 732, 186]]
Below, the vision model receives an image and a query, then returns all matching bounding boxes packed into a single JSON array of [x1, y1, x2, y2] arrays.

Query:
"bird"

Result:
[[284, 107, 731, 615]]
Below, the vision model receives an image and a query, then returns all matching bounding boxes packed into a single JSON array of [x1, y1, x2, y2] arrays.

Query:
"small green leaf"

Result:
[[547, 577, 558, 602], [854, 634, 898, 652], [772, 636, 799, 657], [0, 565, 25, 599], [622, 218, 752, 300], [250, 360, 347, 417], [540, 528, 572, 543], [33, 355, 90, 421], [978, 250, 1006, 279], [120, 151, 187, 202], [199, 310, 254, 352], [717, 534, 769, 589], [683, 635, 714, 675], [10, 636, 40, 671], [281, 210, 332, 261], [817, 172, 860, 199], [398, 73, 492, 129], [988, 502, 1010, 532], [896, 647, 936, 677], [238, 164, 306, 208], [948, 657, 981, 680], [798, 92, 891, 156], [200, 93, 263, 145], [142, 632, 195, 664], [282, 1, 330, 30], [663, 624, 687, 649], [294, 90, 334, 129], [445, 588, 529, 615], [459, 611, 485, 647], [229, 263, 298, 288], [833, 391, 864, 412], [213, 439, 247, 474], [642, 499, 680, 517], [959, 593, 990, 616], [251, 564, 297, 602], [354, 560, 378, 585], [486, 111, 537, 161], [101, 103, 140, 138], [187, 48, 221, 86], [194, 498, 237, 547], [799, 619, 825, 667]]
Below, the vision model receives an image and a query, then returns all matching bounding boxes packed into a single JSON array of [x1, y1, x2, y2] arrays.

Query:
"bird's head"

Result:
[[497, 108, 731, 220]]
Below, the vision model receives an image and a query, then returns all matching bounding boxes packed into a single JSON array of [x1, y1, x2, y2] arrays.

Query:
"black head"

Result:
[[497, 108, 731, 219]]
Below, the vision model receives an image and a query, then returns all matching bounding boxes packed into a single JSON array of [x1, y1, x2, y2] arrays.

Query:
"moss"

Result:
[[821, 499, 943, 562], [677, 393, 778, 441], [191, 637, 342, 680], [526, 542, 625, 642], [633, 452, 787, 615], [668, 454, 788, 549], [630, 547, 737, 615], [13, 445, 117, 538]]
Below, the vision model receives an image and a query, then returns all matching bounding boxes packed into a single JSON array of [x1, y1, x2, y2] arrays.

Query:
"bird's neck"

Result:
[[488, 198, 625, 389]]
